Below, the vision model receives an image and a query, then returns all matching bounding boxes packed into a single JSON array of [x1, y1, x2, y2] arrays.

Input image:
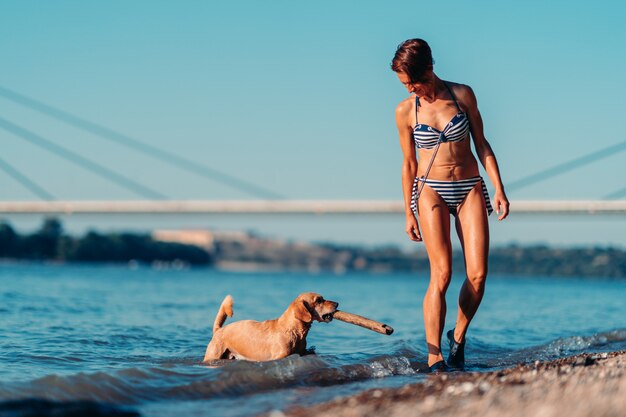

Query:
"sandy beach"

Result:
[[268, 350, 626, 417]]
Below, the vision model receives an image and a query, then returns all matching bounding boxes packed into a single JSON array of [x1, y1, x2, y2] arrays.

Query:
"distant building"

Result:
[[152, 229, 249, 252]]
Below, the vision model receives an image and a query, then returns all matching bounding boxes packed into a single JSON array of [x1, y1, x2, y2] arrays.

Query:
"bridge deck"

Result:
[[0, 200, 624, 215]]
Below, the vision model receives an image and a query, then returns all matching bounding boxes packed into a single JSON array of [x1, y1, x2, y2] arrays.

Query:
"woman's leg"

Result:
[[453, 182, 490, 344], [417, 184, 453, 366]]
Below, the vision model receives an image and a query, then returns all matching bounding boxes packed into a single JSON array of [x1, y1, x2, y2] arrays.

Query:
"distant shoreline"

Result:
[[1, 218, 625, 278]]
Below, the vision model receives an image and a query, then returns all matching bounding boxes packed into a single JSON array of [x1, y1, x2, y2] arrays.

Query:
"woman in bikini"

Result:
[[391, 39, 510, 372]]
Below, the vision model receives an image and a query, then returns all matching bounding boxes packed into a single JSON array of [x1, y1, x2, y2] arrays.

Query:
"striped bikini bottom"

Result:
[[411, 176, 493, 216]]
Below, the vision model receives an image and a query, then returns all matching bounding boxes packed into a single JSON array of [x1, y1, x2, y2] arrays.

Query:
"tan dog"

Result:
[[203, 292, 338, 362]]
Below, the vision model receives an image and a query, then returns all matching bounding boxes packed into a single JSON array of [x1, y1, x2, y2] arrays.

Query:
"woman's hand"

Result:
[[406, 214, 422, 242], [493, 189, 510, 220]]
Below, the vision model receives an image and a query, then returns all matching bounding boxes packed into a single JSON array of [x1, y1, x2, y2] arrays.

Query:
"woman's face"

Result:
[[396, 71, 433, 97]]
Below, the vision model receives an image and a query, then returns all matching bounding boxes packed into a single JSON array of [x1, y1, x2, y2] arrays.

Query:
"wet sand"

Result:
[[267, 350, 625, 417]]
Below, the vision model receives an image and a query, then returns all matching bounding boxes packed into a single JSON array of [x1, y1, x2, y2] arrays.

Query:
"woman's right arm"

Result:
[[395, 100, 422, 242]]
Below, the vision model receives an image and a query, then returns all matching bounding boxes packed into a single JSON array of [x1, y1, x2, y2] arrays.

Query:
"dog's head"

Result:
[[293, 292, 338, 324]]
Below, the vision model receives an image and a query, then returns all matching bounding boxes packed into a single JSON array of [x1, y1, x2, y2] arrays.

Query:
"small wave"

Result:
[[367, 355, 416, 378], [477, 328, 626, 369], [0, 349, 423, 405], [542, 328, 626, 355], [171, 351, 421, 400], [23, 354, 86, 364]]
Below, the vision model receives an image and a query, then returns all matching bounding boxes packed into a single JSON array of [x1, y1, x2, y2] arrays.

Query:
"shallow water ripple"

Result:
[[1, 264, 625, 416]]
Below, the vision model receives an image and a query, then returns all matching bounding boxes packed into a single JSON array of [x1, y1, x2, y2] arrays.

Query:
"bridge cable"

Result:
[[0, 155, 55, 200], [506, 140, 626, 193], [0, 117, 167, 200], [0, 86, 284, 199], [604, 187, 626, 200]]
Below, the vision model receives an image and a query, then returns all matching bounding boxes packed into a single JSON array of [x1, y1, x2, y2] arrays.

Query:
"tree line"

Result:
[[0, 219, 211, 265]]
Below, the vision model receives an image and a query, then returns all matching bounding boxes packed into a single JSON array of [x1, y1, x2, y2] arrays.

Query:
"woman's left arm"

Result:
[[460, 85, 510, 220]]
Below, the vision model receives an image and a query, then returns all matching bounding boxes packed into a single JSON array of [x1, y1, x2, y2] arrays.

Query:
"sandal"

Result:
[[447, 328, 465, 370], [428, 360, 451, 373]]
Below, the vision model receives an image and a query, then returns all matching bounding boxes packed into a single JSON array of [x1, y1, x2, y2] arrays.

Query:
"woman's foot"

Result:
[[428, 360, 451, 373], [447, 328, 465, 370]]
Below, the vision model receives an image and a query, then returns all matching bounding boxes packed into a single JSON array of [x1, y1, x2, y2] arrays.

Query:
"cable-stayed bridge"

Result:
[[1, 85, 625, 216]]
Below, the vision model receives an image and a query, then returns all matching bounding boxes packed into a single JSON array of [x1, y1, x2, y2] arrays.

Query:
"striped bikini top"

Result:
[[413, 82, 470, 149]]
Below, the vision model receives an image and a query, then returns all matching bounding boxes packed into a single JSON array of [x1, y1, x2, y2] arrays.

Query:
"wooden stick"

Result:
[[333, 310, 394, 335]]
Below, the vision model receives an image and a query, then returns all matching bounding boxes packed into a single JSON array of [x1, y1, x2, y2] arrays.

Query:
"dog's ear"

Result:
[[294, 300, 313, 322]]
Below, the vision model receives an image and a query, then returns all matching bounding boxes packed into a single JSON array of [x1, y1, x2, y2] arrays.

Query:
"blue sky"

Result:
[[1, 1, 625, 247]]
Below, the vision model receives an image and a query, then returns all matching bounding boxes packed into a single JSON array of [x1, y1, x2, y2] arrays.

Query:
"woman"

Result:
[[391, 39, 509, 372]]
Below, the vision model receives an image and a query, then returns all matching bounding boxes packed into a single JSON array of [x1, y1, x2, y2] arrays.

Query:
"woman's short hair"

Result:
[[390, 38, 434, 83]]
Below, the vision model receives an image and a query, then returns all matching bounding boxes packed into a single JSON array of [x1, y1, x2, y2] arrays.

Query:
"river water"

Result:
[[1, 264, 624, 416]]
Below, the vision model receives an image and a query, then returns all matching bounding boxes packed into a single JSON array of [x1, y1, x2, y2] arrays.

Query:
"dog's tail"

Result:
[[213, 295, 234, 334]]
